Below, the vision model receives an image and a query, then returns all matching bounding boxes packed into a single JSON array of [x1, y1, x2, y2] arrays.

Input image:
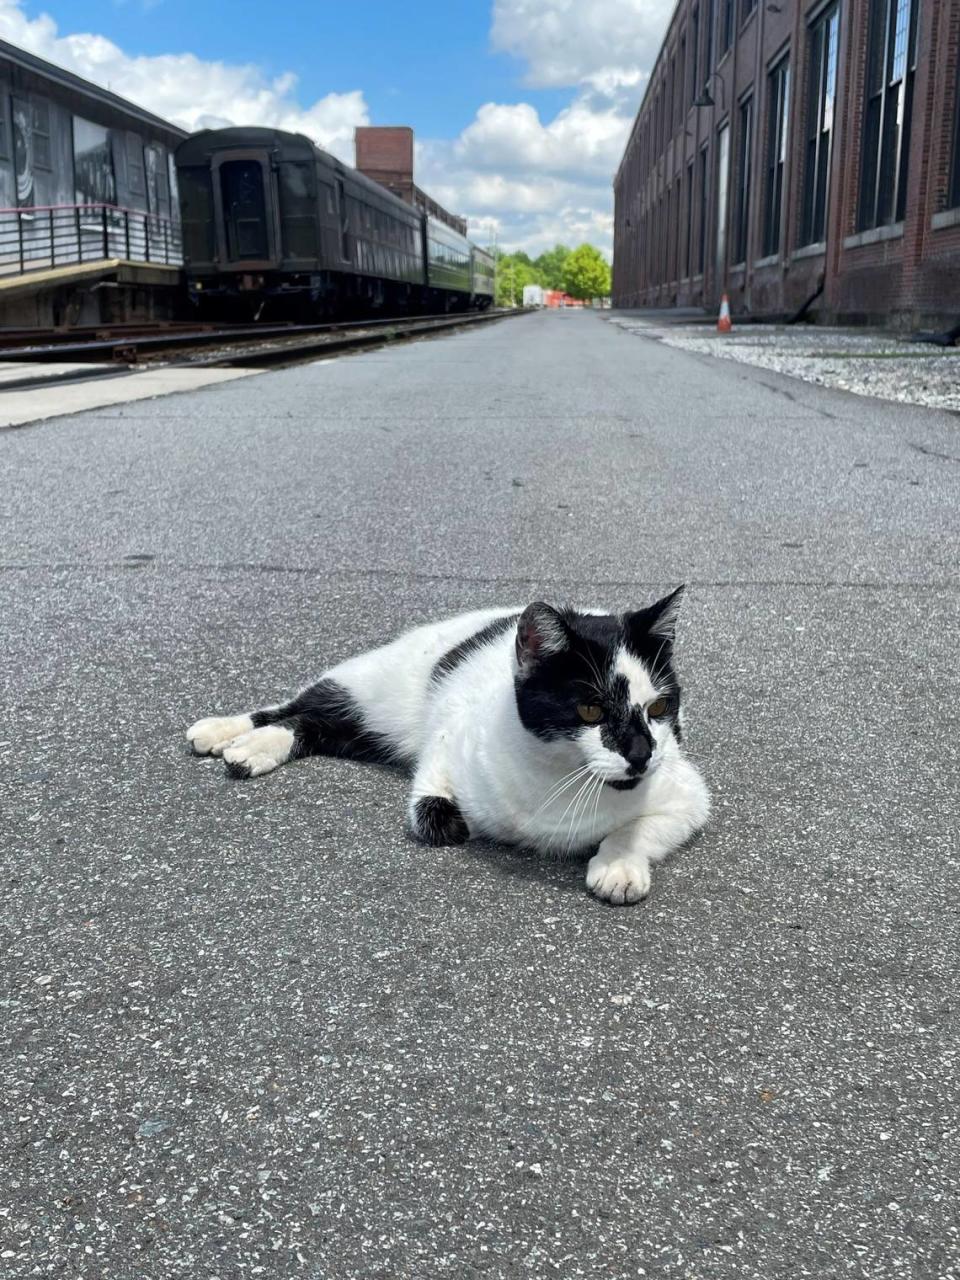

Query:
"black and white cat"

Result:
[[186, 588, 710, 905]]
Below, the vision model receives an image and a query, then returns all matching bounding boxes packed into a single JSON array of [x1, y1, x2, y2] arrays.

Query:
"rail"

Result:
[[0, 309, 525, 372], [0, 203, 183, 277]]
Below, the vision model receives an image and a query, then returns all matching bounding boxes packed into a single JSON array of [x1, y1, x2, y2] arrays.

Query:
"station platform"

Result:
[[0, 358, 259, 428], [0, 258, 183, 328], [0, 258, 181, 298]]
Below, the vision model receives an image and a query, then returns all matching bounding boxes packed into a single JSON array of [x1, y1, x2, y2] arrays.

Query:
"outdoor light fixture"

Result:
[[694, 72, 727, 111]]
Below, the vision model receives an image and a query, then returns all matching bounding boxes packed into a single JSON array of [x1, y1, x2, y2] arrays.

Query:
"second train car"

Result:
[[175, 127, 495, 318]]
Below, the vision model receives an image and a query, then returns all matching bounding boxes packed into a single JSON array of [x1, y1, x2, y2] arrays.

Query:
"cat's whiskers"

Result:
[[553, 769, 598, 850], [530, 764, 594, 817], [562, 769, 602, 856], [587, 768, 605, 840], [518, 764, 595, 840]]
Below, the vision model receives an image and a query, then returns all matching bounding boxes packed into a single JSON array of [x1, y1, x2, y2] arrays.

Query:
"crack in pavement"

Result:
[[909, 441, 960, 463]]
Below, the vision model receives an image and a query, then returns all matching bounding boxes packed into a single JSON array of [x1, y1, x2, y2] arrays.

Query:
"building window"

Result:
[[678, 36, 687, 124], [31, 99, 52, 171], [698, 146, 709, 274], [741, 0, 757, 22], [801, 4, 839, 246], [702, 0, 715, 85], [0, 88, 9, 161], [952, 58, 960, 209], [73, 117, 116, 206], [734, 95, 753, 264], [668, 56, 676, 136], [690, 8, 700, 106], [127, 133, 145, 197], [716, 123, 730, 274], [720, 0, 734, 56], [685, 158, 695, 276], [763, 56, 790, 256], [858, 0, 918, 230]]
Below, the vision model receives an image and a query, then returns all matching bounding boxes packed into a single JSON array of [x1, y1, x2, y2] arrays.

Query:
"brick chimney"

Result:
[[355, 127, 415, 204], [355, 125, 468, 237]]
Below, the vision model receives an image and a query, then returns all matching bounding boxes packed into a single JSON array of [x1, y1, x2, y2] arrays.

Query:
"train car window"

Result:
[[219, 159, 269, 260], [336, 179, 349, 258], [279, 162, 316, 259], [178, 166, 215, 262], [282, 162, 311, 199], [126, 133, 145, 197]]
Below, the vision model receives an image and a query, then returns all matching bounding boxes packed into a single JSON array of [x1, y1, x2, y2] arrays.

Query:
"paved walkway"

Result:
[[3, 310, 958, 1279]]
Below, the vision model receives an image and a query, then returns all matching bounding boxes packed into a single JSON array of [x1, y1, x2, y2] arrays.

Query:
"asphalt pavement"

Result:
[[2, 309, 958, 1279]]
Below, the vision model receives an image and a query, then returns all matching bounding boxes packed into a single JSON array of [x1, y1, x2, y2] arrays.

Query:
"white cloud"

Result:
[[491, 0, 672, 90], [0, 0, 671, 258], [415, 0, 674, 257], [0, 0, 368, 160], [453, 97, 631, 182]]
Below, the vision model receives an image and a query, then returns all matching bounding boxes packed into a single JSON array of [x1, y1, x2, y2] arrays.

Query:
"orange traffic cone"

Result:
[[717, 293, 733, 334]]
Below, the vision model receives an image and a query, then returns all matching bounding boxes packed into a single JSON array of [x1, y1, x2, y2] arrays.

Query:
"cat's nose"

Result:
[[626, 735, 652, 772]]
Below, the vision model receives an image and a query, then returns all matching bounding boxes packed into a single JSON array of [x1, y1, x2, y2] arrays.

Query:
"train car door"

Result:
[[211, 149, 280, 268]]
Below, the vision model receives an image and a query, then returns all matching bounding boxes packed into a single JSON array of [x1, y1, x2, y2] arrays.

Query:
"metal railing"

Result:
[[0, 203, 183, 278]]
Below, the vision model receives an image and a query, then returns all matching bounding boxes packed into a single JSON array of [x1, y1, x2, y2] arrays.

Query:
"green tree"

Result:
[[561, 244, 611, 301], [495, 254, 544, 307], [534, 243, 571, 290]]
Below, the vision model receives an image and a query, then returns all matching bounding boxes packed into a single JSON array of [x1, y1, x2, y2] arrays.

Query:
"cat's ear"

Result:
[[627, 585, 685, 646], [516, 602, 569, 670]]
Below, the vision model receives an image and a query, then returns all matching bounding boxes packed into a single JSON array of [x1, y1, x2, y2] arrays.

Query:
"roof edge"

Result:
[[0, 37, 186, 138]]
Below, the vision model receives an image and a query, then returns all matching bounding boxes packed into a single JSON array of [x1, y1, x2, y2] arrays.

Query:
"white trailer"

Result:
[[522, 284, 544, 308]]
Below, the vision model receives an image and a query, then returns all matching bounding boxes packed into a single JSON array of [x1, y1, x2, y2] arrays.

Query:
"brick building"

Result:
[[613, 0, 960, 327], [355, 126, 467, 236]]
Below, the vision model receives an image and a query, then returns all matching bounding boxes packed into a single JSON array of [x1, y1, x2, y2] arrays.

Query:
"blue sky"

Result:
[[19, 0, 572, 137], [3, 0, 675, 255]]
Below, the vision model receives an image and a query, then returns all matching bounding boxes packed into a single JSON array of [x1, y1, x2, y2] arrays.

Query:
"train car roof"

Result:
[[176, 125, 489, 253], [175, 126, 423, 225], [425, 214, 471, 252]]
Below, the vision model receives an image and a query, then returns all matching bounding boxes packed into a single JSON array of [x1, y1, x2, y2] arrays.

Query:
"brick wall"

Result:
[[614, 0, 960, 328]]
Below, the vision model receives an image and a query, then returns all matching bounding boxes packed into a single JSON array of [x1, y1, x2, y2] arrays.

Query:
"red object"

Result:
[[543, 290, 584, 308], [717, 293, 732, 333]]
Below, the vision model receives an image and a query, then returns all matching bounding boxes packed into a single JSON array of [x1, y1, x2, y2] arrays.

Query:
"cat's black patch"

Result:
[[250, 678, 398, 766], [433, 613, 520, 681], [514, 602, 684, 752], [224, 756, 257, 780], [412, 795, 470, 845]]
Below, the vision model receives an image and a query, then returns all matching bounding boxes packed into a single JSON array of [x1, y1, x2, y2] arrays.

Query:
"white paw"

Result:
[[221, 725, 294, 778], [586, 848, 651, 905], [186, 714, 254, 755]]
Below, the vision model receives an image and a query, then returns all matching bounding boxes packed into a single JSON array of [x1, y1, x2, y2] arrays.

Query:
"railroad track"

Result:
[[0, 309, 523, 370]]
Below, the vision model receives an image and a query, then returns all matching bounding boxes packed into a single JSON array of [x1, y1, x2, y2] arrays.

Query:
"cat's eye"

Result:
[[577, 703, 605, 724], [647, 697, 669, 718]]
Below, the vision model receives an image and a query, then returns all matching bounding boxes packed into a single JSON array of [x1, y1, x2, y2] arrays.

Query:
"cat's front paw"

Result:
[[221, 725, 295, 778], [186, 714, 253, 756], [586, 844, 651, 905], [411, 795, 470, 846]]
